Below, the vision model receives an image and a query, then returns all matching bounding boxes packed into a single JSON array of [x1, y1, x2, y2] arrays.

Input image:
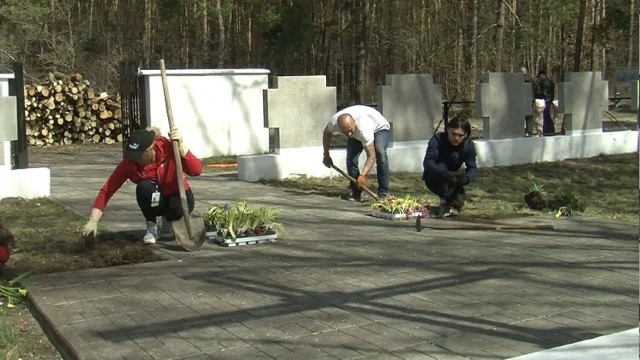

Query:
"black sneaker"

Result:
[[438, 203, 451, 218], [347, 195, 362, 202], [449, 193, 466, 212]]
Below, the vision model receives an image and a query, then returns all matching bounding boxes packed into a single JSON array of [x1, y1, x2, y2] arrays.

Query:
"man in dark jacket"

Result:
[[534, 70, 555, 135], [422, 117, 478, 217]]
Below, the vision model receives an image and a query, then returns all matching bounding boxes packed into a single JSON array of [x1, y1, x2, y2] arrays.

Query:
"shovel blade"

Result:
[[171, 214, 206, 252]]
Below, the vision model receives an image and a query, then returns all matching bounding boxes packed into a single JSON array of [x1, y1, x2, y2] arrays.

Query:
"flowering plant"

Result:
[[371, 194, 429, 219], [0, 272, 30, 308], [202, 199, 285, 240]]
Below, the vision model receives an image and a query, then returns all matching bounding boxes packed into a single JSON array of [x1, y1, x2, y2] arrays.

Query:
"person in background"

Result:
[[322, 105, 391, 201], [535, 70, 555, 135], [422, 116, 478, 217], [521, 66, 541, 136], [82, 127, 202, 244]]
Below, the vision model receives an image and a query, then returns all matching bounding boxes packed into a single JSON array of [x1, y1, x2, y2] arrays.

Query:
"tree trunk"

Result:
[[573, 0, 587, 72], [589, 0, 599, 71], [215, 0, 225, 67], [628, 0, 636, 66], [457, 27, 463, 89], [509, 0, 517, 71], [471, 0, 478, 79], [89, 0, 94, 36], [496, 0, 505, 71], [180, 2, 190, 67], [200, 0, 209, 66], [143, 0, 153, 66], [355, 0, 370, 103]]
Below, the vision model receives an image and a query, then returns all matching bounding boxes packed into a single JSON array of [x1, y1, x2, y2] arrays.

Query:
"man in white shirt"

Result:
[[322, 105, 391, 201]]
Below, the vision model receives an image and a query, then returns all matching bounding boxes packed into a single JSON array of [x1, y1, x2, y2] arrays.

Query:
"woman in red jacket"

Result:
[[82, 127, 202, 244]]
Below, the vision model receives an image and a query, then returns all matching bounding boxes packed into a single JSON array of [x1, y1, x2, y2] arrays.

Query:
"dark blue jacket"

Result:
[[422, 132, 478, 182]]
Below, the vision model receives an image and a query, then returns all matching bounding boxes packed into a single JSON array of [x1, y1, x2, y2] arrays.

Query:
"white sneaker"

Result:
[[159, 216, 174, 239], [143, 221, 157, 244]]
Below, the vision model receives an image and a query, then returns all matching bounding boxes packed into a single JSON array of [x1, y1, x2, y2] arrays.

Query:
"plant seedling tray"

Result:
[[371, 209, 422, 220], [206, 232, 278, 247]]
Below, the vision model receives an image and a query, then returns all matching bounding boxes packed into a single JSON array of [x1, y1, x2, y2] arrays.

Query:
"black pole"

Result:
[[442, 101, 450, 130], [8, 62, 28, 169]]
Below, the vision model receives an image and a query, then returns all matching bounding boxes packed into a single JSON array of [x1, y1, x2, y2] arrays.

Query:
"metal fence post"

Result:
[[9, 62, 28, 169]]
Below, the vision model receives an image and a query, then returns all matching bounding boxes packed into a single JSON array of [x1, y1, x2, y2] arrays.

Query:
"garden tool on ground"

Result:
[[415, 217, 554, 232], [159, 59, 206, 252], [330, 164, 380, 201]]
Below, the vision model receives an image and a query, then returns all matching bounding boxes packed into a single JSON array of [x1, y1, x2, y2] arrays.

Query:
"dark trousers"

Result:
[[424, 162, 465, 201], [543, 101, 554, 134], [136, 180, 194, 222]]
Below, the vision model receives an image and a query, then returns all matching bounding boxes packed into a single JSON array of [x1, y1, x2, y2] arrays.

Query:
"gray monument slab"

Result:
[[558, 72, 608, 133], [0, 96, 18, 165], [377, 74, 442, 141], [474, 72, 531, 140], [0, 97, 17, 141], [264, 76, 336, 148]]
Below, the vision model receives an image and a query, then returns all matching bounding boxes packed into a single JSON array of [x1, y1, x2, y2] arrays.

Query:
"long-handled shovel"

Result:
[[330, 164, 380, 201], [415, 216, 554, 232], [159, 59, 206, 252]]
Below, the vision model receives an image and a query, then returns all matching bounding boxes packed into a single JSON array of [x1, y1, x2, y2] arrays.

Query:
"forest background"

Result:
[[0, 0, 638, 105]]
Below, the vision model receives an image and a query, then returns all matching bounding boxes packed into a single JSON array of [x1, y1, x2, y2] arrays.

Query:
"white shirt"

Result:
[[326, 105, 391, 146]]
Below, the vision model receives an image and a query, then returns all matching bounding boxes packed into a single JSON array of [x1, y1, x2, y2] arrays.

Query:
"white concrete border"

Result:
[[237, 140, 427, 182], [0, 167, 51, 200], [237, 132, 638, 181], [0, 73, 51, 200], [507, 328, 638, 360], [475, 130, 638, 167]]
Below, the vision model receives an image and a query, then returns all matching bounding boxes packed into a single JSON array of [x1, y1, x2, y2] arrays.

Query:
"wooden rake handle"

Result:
[[330, 164, 380, 201], [418, 223, 554, 231]]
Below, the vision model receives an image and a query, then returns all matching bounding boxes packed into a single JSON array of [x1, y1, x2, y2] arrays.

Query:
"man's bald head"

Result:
[[337, 114, 356, 137]]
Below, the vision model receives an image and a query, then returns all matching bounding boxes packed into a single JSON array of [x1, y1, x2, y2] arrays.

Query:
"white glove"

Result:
[[83, 220, 98, 238], [82, 208, 102, 238], [169, 128, 188, 156]]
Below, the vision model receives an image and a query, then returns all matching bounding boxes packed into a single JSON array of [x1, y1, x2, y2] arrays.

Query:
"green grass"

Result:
[[0, 317, 20, 358], [260, 153, 639, 223]]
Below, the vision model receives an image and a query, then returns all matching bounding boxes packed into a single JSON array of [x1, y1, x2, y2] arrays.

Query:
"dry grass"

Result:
[[0, 198, 166, 359], [260, 153, 639, 223]]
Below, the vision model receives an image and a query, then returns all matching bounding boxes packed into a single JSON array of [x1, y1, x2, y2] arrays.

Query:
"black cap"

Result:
[[123, 129, 155, 162]]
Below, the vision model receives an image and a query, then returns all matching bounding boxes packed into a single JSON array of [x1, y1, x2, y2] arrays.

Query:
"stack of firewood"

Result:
[[23, 71, 123, 146]]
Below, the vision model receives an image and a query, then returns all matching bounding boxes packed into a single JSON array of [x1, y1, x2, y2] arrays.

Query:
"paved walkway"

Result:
[[25, 145, 638, 360]]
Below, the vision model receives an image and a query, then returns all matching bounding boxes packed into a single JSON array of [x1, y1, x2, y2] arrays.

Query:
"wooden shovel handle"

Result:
[[421, 224, 554, 231], [159, 59, 194, 239], [330, 164, 380, 200]]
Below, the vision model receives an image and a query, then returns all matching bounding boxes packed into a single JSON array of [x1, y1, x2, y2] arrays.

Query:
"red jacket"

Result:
[[92, 137, 202, 211]]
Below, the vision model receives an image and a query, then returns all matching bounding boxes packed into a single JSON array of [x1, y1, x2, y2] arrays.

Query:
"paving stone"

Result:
[[24, 146, 640, 359], [205, 344, 274, 359], [245, 340, 296, 359], [275, 337, 342, 359], [578, 304, 638, 325], [473, 343, 523, 360], [209, 330, 251, 350], [121, 349, 156, 359], [143, 334, 203, 359], [302, 330, 371, 358]]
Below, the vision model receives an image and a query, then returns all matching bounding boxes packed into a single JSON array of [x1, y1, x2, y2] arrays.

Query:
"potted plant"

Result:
[[370, 194, 429, 220], [550, 191, 583, 217], [524, 182, 547, 210], [202, 200, 285, 244]]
